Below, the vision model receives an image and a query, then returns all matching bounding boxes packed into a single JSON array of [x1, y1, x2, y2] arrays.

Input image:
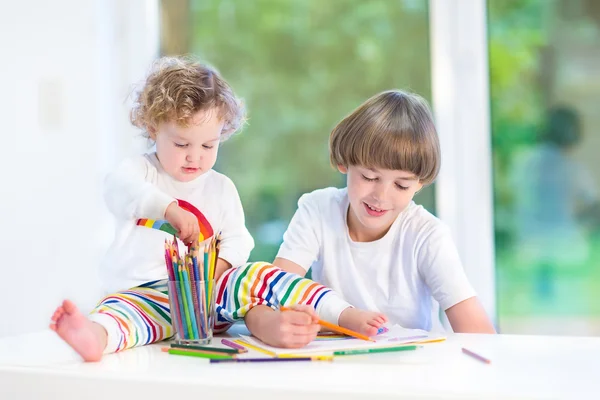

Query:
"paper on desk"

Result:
[[239, 325, 445, 355]]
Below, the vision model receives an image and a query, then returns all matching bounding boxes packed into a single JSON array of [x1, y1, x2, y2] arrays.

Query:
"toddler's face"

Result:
[[340, 165, 423, 242], [153, 109, 224, 182]]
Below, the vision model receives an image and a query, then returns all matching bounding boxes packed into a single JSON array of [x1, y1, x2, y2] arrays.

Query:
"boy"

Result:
[[246, 90, 495, 346]]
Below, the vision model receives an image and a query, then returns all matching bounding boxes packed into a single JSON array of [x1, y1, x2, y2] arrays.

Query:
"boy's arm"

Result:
[[418, 225, 496, 334], [213, 258, 231, 283], [104, 156, 174, 220], [445, 297, 496, 333], [245, 194, 323, 346], [272, 257, 307, 276]]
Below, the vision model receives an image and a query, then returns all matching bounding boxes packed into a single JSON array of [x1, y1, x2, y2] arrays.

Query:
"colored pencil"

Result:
[[171, 343, 242, 354], [280, 306, 374, 342], [178, 265, 194, 338], [461, 347, 491, 364], [232, 339, 277, 357], [221, 338, 248, 352], [333, 345, 418, 356], [168, 348, 234, 360], [209, 357, 333, 364], [173, 255, 190, 339], [182, 266, 199, 339], [389, 335, 429, 342]]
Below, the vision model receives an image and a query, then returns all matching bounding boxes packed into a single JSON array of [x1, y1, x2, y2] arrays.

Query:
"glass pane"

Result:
[[162, 0, 433, 262], [489, 0, 600, 335]]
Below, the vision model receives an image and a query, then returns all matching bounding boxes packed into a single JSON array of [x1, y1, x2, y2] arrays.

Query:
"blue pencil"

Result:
[[182, 266, 199, 339]]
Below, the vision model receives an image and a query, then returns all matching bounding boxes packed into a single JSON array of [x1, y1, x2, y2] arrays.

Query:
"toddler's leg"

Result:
[[50, 299, 108, 362], [50, 280, 173, 361], [88, 280, 173, 354], [214, 262, 387, 336]]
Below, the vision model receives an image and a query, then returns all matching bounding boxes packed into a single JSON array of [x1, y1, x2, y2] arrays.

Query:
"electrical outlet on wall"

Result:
[[37, 78, 63, 131]]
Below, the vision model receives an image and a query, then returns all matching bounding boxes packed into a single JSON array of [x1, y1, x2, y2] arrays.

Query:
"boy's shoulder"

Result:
[[401, 203, 451, 241]]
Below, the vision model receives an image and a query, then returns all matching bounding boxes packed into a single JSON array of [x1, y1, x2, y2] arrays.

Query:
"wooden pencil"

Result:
[[280, 306, 374, 342]]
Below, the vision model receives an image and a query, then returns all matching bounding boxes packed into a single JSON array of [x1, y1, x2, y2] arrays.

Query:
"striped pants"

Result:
[[89, 262, 351, 354]]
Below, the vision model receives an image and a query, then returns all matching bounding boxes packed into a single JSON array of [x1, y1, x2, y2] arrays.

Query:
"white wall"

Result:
[[0, 0, 159, 337]]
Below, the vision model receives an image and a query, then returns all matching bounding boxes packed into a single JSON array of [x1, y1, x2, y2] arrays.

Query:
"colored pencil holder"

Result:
[[168, 279, 215, 345]]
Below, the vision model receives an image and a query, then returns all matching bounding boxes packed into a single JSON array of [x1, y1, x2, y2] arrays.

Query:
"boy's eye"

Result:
[[202, 145, 214, 149], [396, 183, 409, 191], [361, 174, 377, 182], [174, 142, 188, 148]]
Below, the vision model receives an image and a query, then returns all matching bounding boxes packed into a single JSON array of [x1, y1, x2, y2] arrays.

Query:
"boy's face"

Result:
[[339, 165, 423, 242], [152, 109, 224, 182]]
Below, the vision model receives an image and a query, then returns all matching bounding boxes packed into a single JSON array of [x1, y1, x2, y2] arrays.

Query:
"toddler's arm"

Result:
[[104, 157, 174, 221], [214, 177, 254, 271]]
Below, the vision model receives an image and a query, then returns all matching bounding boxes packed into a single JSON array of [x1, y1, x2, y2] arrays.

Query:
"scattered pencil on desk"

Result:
[[461, 347, 491, 364], [209, 356, 333, 364], [168, 348, 234, 360], [221, 338, 248, 353], [279, 306, 375, 342], [334, 345, 418, 356], [170, 343, 242, 355]]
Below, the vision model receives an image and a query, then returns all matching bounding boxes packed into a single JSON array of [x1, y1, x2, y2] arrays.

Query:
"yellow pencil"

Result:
[[277, 354, 334, 361], [233, 339, 277, 357]]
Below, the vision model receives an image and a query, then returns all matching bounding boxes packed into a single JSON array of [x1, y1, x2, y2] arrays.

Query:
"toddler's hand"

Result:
[[164, 202, 200, 244]]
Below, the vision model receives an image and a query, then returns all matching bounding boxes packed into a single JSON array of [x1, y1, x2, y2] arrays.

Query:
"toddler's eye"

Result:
[[174, 143, 188, 148]]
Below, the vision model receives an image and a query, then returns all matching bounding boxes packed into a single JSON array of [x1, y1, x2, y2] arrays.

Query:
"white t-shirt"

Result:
[[100, 153, 254, 293], [276, 187, 476, 330]]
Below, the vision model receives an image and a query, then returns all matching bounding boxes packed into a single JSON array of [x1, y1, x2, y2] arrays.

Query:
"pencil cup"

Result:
[[168, 279, 216, 345]]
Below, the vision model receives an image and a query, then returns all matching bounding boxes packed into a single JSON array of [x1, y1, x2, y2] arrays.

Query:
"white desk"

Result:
[[1, 326, 599, 399]]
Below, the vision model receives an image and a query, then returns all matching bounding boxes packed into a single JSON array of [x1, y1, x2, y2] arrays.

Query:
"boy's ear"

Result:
[[337, 165, 348, 174]]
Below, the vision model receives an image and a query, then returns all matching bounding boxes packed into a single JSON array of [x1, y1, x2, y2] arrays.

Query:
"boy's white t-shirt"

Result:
[[276, 187, 476, 330], [100, 153, 254, 293]]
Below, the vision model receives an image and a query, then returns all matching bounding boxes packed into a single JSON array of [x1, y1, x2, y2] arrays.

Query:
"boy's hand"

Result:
[[245, 304, 321, 348], [164, 202, 199, 244]]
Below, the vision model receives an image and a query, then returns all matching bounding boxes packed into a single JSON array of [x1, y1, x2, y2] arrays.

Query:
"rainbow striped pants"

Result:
[[88, 262, 351, 354]]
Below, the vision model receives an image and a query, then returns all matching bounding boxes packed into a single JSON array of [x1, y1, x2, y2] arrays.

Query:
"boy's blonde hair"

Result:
[[130, 56, 246, 141], [329, 90, 440, 184]]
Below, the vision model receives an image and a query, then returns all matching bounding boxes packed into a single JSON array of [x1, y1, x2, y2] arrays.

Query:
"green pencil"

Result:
[[171, 343, 241, 354], [333, 345, 418, 356], [168, 348, 234, 360]]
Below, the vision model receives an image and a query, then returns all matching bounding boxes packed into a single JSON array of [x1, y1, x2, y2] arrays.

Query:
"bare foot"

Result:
[[49, 299, 107, 362], [338, 308, 388, 337]]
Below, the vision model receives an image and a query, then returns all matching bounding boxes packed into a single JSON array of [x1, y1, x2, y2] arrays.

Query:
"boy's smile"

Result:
[[363, 202, 388, 217], [339, 165, 423, 242]]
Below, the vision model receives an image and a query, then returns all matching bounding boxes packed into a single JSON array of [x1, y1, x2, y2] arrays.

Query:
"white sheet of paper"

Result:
[[238, 325, 445, 355]]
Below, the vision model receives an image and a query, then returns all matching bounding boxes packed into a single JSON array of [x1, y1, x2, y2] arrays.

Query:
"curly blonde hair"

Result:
[[130, 56, 246, 141]]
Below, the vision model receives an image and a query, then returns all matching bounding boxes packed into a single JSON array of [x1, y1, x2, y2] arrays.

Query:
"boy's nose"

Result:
[[372, 184, 390, 200]]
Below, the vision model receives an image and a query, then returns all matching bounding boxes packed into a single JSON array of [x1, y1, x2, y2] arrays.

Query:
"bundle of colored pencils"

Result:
[[164, 234, 221, 341]]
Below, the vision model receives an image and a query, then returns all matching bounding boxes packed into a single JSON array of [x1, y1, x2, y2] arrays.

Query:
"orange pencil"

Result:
[[280, 306, 375, 342]]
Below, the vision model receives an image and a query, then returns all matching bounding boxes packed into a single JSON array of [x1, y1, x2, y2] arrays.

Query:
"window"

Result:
[[489, 0, 600, 335], [162, 0, 434, 262]]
